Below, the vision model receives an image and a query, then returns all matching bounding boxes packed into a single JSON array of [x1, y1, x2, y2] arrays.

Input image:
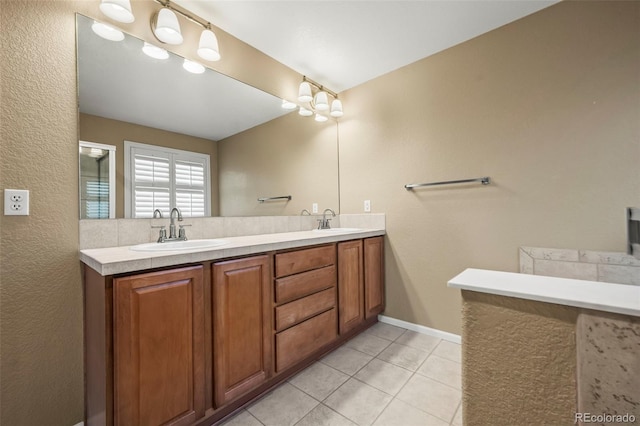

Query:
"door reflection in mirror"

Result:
[[79, 141, 116, 219]]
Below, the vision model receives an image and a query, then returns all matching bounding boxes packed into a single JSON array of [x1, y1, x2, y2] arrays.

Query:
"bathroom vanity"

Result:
[[81, 229, 385, 426]]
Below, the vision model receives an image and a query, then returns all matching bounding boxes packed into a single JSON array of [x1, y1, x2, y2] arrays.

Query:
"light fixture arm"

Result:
[[155, 0, 212, 31], [302, 76, 338, 100]]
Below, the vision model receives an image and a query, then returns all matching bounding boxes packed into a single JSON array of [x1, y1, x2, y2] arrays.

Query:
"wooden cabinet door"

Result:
[[338, 240, 364, 334], [213, 255, 272, 407], [364, 237, 385, 319], [114, 266, 205, 426]]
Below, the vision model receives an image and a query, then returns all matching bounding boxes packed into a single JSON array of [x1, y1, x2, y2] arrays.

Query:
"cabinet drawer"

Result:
[[275, 309, 337, 372], [275, 265, 336, 304], [275, 287, 336, 332], [275, 245, 335, 278]]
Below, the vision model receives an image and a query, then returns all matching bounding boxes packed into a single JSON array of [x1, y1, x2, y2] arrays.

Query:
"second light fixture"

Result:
[[292, 77, 343, 121]]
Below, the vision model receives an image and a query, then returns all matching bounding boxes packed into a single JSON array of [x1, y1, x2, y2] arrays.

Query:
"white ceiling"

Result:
[[175, 0, 559, 93]]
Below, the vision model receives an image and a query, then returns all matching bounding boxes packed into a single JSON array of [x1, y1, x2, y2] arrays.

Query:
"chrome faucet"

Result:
[[169, 207, 183, 239], [318, 208, 336, 229], [300, 209, 311, 216], [153, 207, 189, 243], [153, 209, 163, 218]]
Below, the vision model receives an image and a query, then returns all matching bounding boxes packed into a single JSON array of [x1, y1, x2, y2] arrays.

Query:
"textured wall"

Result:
[[461, 291, 579, 425], [0, 1, 301, 424], [218, 111, 340, 216], [1, 2, 85, 424], [79, 113, 220, 217], [339, 1, 640, 333]]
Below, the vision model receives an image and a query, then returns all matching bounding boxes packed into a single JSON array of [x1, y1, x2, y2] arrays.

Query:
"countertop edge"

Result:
[[81, 229, 385, 276], [448, 268, 640, 317]]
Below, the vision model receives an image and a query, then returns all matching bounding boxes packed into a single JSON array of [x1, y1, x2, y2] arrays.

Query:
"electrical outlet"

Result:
[[364, 200, 371, 212], [312, 203, 318, 214], [4, 189, 29, 216]]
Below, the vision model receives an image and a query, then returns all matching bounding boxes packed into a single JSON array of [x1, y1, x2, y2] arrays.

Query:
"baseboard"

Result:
[[378, 315, 462, 344]]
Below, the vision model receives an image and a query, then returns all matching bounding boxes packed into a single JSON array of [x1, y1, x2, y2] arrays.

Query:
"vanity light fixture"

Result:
[[150, 0, 222, 62], [91, 20, 125, 41], [142, 42, 169, 60], [197, 26, 221, 62], [96, 0, 223, 62], [291, 76, 344, 121], [281, 99, 297, 110], [99, 0, 135, 23], [152, 6, 183, 45], [298, 107, 313, 117], [183, 58, 205, 74]]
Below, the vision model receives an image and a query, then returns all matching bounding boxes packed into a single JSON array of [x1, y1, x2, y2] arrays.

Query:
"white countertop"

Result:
[[448, 268, 640, 317], [81, 228, 385, 276]]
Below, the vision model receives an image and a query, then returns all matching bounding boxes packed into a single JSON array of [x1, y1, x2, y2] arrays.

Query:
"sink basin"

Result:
[[130, 239, 229, 252], [312, 228, 362, 233]]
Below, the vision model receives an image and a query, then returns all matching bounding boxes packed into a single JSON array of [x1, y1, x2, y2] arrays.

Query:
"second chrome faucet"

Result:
[[318, 208, 336, 229]]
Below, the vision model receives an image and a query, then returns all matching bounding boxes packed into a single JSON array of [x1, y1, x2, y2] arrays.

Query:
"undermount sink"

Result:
[[312, 227, 362, 233], [129, 239, 229, 252]]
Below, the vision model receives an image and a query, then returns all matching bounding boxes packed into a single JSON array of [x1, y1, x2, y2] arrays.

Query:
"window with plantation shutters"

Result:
[[124, 141, 211, 218]]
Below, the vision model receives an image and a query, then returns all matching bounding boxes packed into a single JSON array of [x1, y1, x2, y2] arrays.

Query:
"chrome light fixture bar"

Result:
[[152, 0, 220, 62], [95, 0, 221, 63], [284, 76, 343, 121]]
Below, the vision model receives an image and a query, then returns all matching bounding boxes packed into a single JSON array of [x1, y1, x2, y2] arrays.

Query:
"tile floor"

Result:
[[221, 323, 463, 426]]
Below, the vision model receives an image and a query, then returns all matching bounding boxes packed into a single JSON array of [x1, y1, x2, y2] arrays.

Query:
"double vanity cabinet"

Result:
[[83, 234, 384, 426]]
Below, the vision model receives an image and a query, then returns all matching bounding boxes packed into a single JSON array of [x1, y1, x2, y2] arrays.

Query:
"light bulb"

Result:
[[299, 107, 313, 117], [99, 0, 135, 23], [281, 100, 297, 110], [330, 99, 344, 117], [152, 8, 183, 45], [183, 59, 205, 74], [91, 21, 124, 41], [142, 42, 169, 60], [314, 91, 329, 111], [197, 29, 220, 61], [298, 82, 313, 103]]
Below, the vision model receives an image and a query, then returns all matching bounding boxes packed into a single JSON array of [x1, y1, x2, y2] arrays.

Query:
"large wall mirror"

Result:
[[76, 14, 339, 219]]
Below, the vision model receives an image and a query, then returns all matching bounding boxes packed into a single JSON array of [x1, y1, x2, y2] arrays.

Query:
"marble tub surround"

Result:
[[577, 311, 640, 421], [520, 246, 640, 285], [79, 213, 385, 250], [81, 227, 385, 276]]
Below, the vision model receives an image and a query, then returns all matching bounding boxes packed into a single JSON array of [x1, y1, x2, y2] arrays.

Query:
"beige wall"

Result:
[[0, 1, 301, 424], [339, 0, 640, 334], [218, 111, 340, 216], [79, 113, 220, 217]]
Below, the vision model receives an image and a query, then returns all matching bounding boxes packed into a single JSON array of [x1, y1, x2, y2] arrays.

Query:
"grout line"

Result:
[[247, 409, 266, 426]]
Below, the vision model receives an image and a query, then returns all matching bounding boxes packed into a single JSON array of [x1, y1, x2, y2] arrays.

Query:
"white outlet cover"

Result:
[[312, 203, 318, 213], [4, 189, 29, 216], [364, 200, 371, 212]]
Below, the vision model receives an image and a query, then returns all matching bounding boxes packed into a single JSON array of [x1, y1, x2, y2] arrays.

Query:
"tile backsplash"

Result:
[[519, 246, 640, 285], [79, 214, 385, 250]]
